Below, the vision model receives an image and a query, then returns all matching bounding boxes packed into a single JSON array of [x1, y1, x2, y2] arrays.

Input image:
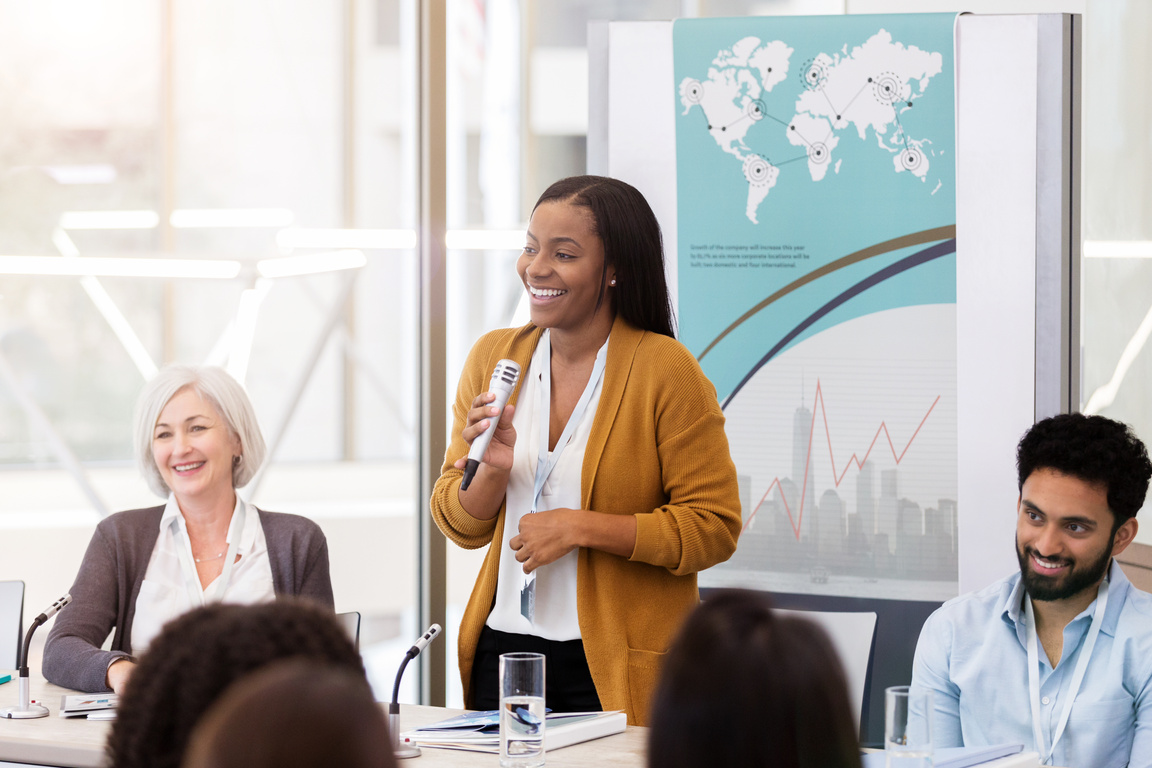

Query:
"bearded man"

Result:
[[910, 413, 1152, 768]]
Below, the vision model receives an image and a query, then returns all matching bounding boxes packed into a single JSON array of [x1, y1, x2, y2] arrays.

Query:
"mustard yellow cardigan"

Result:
[[430, 315, 742, 725]]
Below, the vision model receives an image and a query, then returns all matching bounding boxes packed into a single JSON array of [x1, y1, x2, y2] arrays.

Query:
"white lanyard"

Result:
[[519, 330, 608, 621], [530, 330, 609, 514], [172, 499, 247, 607], [1024, 576, 1109, 765]]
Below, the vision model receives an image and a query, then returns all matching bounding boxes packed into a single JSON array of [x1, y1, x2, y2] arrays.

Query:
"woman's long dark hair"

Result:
[[533, 175, 676, 338], [648, 590, 862, 768]]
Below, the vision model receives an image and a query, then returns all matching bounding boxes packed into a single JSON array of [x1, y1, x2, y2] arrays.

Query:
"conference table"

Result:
[[1, 673, 1042, 768], [0, 673, 646, 768]]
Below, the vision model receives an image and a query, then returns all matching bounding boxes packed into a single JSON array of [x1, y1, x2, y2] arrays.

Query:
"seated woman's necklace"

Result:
[[194, 550, 226, 563]]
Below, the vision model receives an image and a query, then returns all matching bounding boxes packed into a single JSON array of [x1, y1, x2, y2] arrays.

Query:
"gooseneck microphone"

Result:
[[389, 624, 442, 759], [460, 359, 521, 491], [1, 593, 72, 719]]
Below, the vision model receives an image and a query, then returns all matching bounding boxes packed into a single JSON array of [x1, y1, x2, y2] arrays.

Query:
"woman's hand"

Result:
[[453, 393, 516, 521], [510, 509, 579, 573], [106, 659, 136, 694], [509, 509, 637, 573], [453, 392, 517, 473]]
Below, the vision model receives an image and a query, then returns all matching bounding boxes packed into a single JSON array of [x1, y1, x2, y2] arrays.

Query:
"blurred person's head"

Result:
[[648, 590, 862, 768], [107, 601, 363, 768], [181, 659, 396, 768], [530, 175, 675, 339], [134, 365, 266, 499]]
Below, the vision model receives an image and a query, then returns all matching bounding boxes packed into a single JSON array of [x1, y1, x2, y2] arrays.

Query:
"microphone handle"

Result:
[[461, 380, 517, 491]]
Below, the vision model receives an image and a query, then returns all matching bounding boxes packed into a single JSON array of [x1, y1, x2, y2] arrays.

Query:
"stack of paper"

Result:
[[59, 694, 118, 720], [861, 744, 1034, 768], [402, 710, 627, 754]]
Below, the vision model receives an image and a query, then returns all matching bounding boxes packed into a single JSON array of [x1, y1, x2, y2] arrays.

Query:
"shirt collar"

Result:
[[1002, 559, 1129, 638], [160, 493, 257, 553]]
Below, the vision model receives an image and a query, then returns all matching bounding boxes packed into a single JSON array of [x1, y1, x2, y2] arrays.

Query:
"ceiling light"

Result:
[[171, 208, 296, 228], [1083, 241, 1152, 259], [0, 255, 241, 279], [445, 229, 526, 251], [59, 210, 159, 230], [256, 250, 367, 278]]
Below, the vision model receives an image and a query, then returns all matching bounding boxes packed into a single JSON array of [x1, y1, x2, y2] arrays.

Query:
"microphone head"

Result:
[[490, 359, 521, 393], [414, 623, 442, 653], [39, 594, 73, 622]]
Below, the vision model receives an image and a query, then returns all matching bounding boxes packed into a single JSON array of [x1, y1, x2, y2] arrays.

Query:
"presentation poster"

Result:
[[673, 14, 959, 601]]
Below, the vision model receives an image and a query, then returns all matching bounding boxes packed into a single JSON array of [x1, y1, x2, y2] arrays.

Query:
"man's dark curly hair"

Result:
[[1017, 412, 1152, 524], [106, 600, 364, 768]]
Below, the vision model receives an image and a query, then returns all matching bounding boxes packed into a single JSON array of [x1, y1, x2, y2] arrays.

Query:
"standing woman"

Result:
[[431, 175, 741, 725], [44, 366, 334, 693]]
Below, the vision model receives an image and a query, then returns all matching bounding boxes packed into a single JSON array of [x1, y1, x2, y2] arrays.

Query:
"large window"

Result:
[[0, 0, 420, 699], [1081, 0, 1152, 537]]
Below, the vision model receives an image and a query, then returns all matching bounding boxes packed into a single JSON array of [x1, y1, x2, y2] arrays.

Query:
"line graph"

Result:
[[742, 378, 940, 539]]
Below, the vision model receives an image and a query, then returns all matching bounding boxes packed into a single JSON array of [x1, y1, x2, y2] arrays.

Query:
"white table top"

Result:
[[0, 673, 110, 768], [0, 672, 647, 768], [2, 673, 1042, 768]]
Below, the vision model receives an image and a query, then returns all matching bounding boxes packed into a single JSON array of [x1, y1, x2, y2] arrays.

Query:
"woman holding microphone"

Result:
[[431, 175, 741, 725]]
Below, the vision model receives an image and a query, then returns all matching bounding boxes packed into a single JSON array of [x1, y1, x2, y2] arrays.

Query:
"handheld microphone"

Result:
[[389, 624, 443, 759], [1, 593, 72, 719], [460, 359, 520, 491]]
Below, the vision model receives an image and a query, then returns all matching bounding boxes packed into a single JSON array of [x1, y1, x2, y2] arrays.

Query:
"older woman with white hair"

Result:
[[43, 365, 333, 693]]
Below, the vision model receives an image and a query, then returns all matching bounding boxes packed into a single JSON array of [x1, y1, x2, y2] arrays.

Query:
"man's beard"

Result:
[[1016, 537, 1113, 602]]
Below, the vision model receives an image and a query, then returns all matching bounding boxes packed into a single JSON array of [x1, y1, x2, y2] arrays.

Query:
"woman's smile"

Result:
[[517, 200, 615, 337]]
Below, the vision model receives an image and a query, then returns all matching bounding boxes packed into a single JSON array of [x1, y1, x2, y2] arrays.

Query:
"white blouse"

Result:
[[486, 336, 606, 641], [131, 494, 275, 653]]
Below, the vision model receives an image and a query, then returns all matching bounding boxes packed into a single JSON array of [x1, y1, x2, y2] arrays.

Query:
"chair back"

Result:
[[0, 581, 25, 669], [337, 610, 361, 652], [776, 607, 877, 730]]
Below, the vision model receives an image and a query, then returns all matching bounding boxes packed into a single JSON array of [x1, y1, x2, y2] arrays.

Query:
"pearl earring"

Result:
[[610, 278, 617, 286]]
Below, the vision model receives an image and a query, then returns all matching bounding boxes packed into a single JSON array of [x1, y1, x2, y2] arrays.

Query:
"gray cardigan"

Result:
[[43, 505, 334, 692]]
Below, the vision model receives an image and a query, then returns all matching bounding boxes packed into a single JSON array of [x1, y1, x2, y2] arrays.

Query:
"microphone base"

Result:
[[1, 703, 49, 719], [394, 744, 422, 759], [390, 710, 422, 758]]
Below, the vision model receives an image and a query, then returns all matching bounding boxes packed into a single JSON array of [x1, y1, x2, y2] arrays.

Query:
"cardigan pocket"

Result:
[[626, 647, 665, 727]]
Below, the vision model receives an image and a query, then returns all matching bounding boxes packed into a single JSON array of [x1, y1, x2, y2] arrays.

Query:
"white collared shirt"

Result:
[[486, 337, 605, 641], [131, 494, 275, 653]]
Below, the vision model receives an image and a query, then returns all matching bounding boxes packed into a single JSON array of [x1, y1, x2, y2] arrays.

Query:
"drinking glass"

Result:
[[885, 685, 932, 768], [499, 652, 546, 768]]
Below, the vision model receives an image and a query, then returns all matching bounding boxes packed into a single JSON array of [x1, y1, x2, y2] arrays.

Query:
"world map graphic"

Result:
[[678, 29, 945, 224]]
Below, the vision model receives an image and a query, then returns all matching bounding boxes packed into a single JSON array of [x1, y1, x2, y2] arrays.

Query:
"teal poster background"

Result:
[[674, 14, 960, 600]]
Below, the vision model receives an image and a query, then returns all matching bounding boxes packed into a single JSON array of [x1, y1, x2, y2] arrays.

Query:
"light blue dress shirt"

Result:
[[910, 561, 1152, 768]]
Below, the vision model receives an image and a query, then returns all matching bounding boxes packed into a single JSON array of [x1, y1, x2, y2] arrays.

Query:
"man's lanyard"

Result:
[[1024, 576, 1109, 765], [173, 498, 247, 607], [519, 330, 608, 622]]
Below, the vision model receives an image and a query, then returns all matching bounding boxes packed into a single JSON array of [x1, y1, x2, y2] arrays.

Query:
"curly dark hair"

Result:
[[533, 175, 676, 339], [1017, 413, 1152, 524], [181, 659, 397, 768], [648, 590, 861, 768], [107, 600, 364, 768]]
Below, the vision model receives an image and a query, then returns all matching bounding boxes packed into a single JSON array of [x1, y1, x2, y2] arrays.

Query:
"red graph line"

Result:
[[742, 379, 940, 540]]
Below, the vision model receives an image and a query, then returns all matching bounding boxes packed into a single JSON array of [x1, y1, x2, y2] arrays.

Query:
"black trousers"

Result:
[[471, 625, 602, 713]]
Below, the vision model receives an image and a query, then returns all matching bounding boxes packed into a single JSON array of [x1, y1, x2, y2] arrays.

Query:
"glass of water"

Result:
[[499, 652, 546, 768], [885, 686, 932, 768]]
